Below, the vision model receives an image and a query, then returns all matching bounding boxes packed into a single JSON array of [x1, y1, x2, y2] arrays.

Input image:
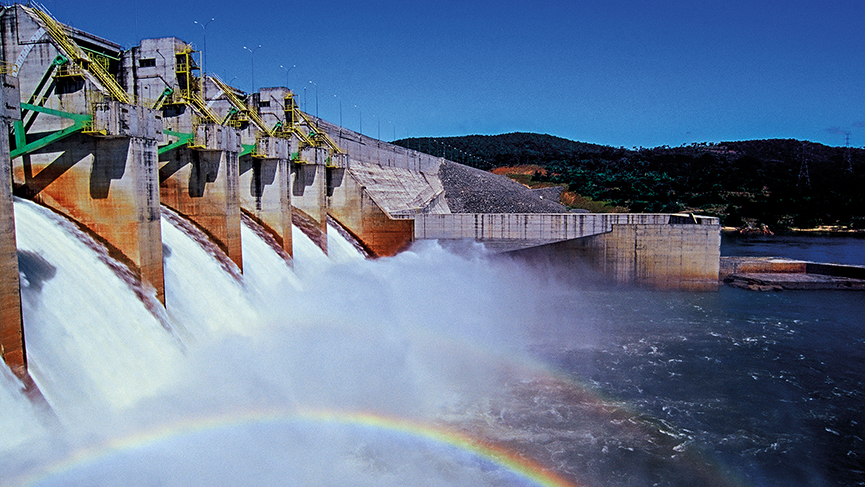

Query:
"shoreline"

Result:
[[722, 226, 865, 236]]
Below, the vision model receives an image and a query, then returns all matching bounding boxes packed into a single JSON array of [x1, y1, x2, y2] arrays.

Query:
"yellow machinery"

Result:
[[209, 75, 273, 136], [173, 47, 220, 124], [26, 4, 130, 104], [282, 92, 344, 156], [25, 4, 344, 160]]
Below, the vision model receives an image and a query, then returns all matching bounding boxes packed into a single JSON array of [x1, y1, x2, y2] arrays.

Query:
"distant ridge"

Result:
[[394, 134, 865, 230]]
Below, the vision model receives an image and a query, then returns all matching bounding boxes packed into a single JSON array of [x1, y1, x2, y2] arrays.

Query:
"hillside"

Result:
[[394, 134, 865, 230]]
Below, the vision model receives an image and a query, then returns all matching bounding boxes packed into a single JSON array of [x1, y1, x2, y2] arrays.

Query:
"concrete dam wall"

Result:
[[0, 4, 720, 380]]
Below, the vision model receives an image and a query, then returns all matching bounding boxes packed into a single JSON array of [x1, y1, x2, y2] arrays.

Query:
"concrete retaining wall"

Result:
[[560, 222, 721, 290], [417, 213, 721, 289], [415, 213, 716, 240]]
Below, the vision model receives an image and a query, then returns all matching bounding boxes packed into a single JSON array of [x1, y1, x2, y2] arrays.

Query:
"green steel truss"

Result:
[[10, 103, 91, 159]]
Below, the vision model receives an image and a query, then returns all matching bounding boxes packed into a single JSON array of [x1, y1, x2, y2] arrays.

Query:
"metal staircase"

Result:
[[26, 4, 130, 104]]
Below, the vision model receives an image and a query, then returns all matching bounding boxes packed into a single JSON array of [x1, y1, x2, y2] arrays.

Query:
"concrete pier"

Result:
[[12, 103, 167, 302], [238, 87, 295, 258], [158, 124, 243, 271], [0, 74, 25, 376], [127, 37, 246, 272], [4, 5, 166, 302], [291, 150, 329, 253], [239, 152, 292, 259]]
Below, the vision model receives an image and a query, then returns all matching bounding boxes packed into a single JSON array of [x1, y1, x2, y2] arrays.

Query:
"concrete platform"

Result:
[[721, 257, 865, 291]]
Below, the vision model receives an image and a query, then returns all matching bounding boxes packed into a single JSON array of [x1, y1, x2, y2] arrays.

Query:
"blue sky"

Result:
[[39, 0, 865, 148]]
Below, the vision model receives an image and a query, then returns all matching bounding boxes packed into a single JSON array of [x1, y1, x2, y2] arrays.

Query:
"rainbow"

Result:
[[15, 407, 579, 487]]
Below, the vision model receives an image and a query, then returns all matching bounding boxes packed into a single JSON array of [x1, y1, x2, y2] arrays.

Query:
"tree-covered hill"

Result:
[[393, 133, 865, 230]]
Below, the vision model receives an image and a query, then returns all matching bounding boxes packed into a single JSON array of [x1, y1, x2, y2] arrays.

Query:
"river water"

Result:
[[722, 231, 865, 266], [508, 233, 865, 486], [2, 208, 864, 487]]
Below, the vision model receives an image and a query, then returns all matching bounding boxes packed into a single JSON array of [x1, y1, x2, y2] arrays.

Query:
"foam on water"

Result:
[[13, 199, 185, 425], [161, 207, 259, 341]]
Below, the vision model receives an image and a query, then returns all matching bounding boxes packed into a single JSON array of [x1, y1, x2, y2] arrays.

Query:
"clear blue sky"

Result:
[[40, 0, 865, 148]]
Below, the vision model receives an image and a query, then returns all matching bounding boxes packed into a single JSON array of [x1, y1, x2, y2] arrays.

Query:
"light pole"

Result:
[[354, 105, 362, 135], [243, 44, 262, 93], [279, 64, 295, 88], [193, 18, 215, 75], [308, 80, 318, 119], [333, 94, 342, 127]]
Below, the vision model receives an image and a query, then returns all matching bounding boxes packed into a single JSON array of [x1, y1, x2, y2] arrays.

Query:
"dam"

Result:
[[0, 3, 720, 381]]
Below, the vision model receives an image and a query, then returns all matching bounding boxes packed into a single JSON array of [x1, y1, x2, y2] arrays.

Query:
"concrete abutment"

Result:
[[326, 167, 414, 257]]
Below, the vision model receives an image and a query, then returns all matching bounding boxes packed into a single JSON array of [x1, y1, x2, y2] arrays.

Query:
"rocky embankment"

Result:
[[438, 160, 569, 213]]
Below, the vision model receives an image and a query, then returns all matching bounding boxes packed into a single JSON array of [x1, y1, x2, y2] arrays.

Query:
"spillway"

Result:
[[2, 197, 574, 487]]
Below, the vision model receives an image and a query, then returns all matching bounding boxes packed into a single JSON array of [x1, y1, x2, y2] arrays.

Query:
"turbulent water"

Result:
[[2, 202, 864, 487]]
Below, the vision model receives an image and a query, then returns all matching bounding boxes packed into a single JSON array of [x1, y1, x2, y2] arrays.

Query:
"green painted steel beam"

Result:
[[10, 120, 87, 159], [12, 120, 26, 151], [20, 103, 91, 123], [158, 130, 194, 155], [22, 56, 68, 131], [222, 107, 238, 125], [240, 143, 255, 157]]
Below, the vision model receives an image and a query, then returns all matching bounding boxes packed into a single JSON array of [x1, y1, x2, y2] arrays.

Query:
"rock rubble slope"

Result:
[[437, 160, 568, 214]]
